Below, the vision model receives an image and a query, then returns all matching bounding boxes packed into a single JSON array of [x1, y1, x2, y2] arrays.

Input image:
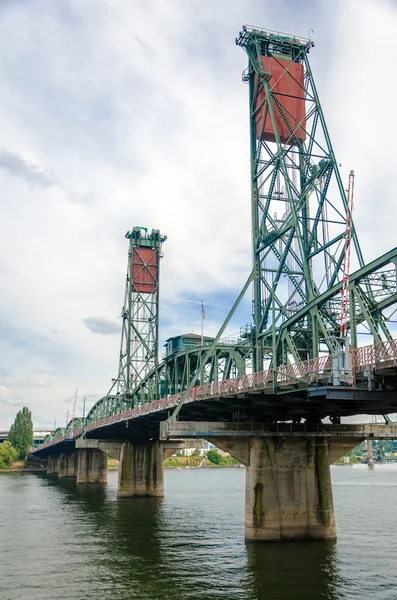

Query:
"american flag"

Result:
[[201, 300, 205, 319]]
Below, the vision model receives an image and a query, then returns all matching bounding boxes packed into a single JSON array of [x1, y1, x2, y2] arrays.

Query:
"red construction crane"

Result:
[[339, 170, 355, 337], [71, 388, 78, 432]]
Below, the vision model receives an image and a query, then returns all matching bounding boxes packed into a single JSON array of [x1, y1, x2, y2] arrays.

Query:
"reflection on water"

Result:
[[246, 541, 342, 600], [1, 465, 397, 599]]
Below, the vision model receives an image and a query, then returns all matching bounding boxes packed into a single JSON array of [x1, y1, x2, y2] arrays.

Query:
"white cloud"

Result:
[[321, 0, 397, 262], [0, 0, 395, 427]]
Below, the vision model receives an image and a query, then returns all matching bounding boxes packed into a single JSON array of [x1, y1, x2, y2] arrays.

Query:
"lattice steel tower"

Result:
[[115, 227, 167, 395], [236, 26, 377, 372]]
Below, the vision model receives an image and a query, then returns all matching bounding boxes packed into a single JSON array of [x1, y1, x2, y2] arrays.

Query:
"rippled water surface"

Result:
[[1, 465, 397, 599]]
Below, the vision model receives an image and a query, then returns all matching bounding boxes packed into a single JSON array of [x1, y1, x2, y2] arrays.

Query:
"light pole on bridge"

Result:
[[82, 395, 96, 422]]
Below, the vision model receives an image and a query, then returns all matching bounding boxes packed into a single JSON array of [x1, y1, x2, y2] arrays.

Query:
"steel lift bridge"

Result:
[[32, 26, 397, 542], [82, 26, 397, 430], [36, 25, 397, 444]]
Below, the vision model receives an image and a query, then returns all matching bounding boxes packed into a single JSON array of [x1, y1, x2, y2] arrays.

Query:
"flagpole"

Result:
[[201, 300, 204, 345]]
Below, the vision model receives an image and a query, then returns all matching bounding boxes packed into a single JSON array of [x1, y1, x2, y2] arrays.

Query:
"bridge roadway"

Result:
[[31, 338, 397, 542]]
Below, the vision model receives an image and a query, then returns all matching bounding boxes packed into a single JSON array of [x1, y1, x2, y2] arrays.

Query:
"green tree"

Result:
[[0, 441, 18, 469], [207, 450, 221, 465], [8, 407, 33, 459]]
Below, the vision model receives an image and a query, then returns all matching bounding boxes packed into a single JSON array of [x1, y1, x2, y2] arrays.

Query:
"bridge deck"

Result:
[[31, 339, 397, 456]]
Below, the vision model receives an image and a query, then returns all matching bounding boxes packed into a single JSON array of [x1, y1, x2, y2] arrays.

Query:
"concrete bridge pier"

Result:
[[47, 455, 60, 475], [367, 440, 374, 466], [117, 441, 172, 497], [76, 448, 108, 484], [75, 439, 123, 484], [214, 436, 358, 542], [58, 452, 78, 478]]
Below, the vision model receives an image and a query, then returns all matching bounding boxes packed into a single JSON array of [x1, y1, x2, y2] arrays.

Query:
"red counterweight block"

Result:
[[254, 56, 306, 144], [132, 247, 158, 294]]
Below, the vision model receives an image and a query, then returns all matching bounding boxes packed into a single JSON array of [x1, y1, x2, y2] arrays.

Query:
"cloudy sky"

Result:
[[0, 0, 396, 428]]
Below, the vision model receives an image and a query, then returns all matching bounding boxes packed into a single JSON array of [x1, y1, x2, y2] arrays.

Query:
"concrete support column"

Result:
[[58, 452, 78, 478], [58, 453, 67, 478], [245, 438, 336, 541], [118, 441, 164, 497], [47, 455, 60, 474], [47, 455, 54, 474], [367, 440, 374, 465], [214, 436, 359, 542], [76, 448, 108, 484]]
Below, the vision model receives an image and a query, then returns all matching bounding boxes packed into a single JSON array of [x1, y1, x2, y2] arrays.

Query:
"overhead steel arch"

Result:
[[52, 427, 66, 441], [85, 394, 130, 425], [65, 417, 86, 438], [41, 418, 88, 445], [84, 342, 252, 426]]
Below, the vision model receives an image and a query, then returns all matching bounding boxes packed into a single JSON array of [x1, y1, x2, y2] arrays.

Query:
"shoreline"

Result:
[[164, 464, 244, 469], [0, 463, 384, 473], [0, 464, 244, 473], [0, 467, 46, 473]]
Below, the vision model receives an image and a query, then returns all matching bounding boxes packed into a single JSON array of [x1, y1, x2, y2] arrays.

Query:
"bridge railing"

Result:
[[352, 339, 397, 372], [278, 355, 333, 384]]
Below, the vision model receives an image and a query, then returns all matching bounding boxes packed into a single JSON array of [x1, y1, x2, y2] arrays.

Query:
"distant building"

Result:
[[179, 440, 216, 457]]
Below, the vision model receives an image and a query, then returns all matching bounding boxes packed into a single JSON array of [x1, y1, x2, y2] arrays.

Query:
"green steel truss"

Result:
[[42, 416, 86, 444], [235, 26, 394, 370], [112, 227, 167, 395], [84, 342, 252, 424]]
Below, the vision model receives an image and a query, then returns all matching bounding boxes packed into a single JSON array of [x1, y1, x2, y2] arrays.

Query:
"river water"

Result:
[[1, 465, 397, 600]]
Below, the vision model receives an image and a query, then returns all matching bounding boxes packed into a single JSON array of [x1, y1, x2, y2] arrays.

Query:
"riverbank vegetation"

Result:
[[0, 406, 34, 471], [8, 407, 33, 460], [105, 451, 240, 470], [0, 441, 18, 469], [335, 440, 397, 464], [334, 450, 360, 465], [164, 450, 240, 468], [107, 458, 119, 470]]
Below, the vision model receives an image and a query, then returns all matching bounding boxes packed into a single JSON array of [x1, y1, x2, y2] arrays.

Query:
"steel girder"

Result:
[[264, 249, 397, 365]]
